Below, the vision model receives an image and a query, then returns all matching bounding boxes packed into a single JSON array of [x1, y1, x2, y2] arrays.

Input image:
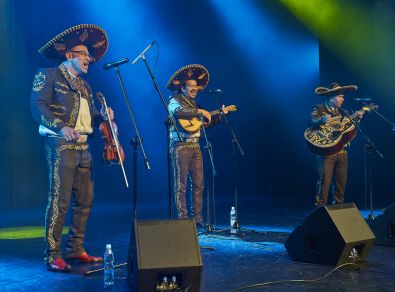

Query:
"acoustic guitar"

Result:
[[178, 105, 237, 133], [304, 103, 377, 156]]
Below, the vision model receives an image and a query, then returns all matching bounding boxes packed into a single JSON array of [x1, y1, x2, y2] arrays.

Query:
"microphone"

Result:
[[353, 98, 371, 102], [131, 41, 156, 65], [208, 88, 223, 94], [103, 58, 129, 70]]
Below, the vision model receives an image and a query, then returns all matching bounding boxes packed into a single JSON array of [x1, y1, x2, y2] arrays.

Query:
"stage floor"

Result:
[[0, 200, 394, 291]]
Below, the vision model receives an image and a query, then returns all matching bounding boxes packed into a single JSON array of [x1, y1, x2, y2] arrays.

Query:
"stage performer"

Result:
[[31, 24, 113, 272], [166, 64, 228, 229], [309, 83, 364, 206]]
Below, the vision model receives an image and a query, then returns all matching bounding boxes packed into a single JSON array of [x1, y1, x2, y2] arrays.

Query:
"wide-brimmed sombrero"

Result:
[[38, 24, 108, 63], [166, 64, 209, 92], [315, 83, 358, 97]]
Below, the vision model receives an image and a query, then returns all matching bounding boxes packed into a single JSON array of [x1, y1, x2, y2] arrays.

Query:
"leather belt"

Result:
[[172, 137, 199, 143]]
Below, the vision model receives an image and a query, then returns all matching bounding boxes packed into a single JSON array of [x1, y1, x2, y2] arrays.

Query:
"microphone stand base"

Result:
[[367, 213, 375, 222], [205, 224, 214, 233]]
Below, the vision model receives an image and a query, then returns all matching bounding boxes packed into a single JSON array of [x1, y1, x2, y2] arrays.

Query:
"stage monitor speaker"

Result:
[[369, 202, 395, 246], [285, 202, 375, 266], [127, 219, 202, 292]]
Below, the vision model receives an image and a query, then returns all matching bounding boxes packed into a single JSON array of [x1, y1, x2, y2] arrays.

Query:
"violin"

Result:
[[96, 92, 125, 166]]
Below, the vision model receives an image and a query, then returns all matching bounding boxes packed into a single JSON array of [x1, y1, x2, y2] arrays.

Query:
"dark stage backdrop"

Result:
[[316, 0, 395, 210], [1, 0, 394, 217]]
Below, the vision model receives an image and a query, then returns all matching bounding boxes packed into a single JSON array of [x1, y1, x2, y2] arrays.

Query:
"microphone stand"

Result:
[[364, 142, 374, 220], [113, 66, 151, 218], [211, 93, 245, 234], [164, 119, 173, 220], [360, 102, 394, 220], [211, 93, 267, 236], [367, 102, 395, 133], [340, 107, 383, 221], [137, 53, 183, 219], [200, 119, 217, 233], [98, 65, 151, 281]]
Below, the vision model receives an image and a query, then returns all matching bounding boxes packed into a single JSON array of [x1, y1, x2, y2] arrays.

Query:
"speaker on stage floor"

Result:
[[369, 202, 395, 246], [285, 202, 375, 266], [127, 219, 202, 292]]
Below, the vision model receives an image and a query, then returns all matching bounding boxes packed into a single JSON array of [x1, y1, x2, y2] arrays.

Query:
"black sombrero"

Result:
[[166, 64, 209, 92], [315, 83, 358, 97], [38, 24, 108, 63]]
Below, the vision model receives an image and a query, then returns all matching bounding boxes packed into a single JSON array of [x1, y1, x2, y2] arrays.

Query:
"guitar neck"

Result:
[[349, 108, 371, 120], [209, 109, 222, 116], [208, 105, 236, 116], [348, 104, 375, 120]]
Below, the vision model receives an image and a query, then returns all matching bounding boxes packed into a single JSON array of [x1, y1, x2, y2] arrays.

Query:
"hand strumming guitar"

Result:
[[198, 109, 211, 126]]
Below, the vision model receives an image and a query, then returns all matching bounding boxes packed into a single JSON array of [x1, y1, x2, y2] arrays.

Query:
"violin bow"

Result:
[[96, 92, 129, 188]]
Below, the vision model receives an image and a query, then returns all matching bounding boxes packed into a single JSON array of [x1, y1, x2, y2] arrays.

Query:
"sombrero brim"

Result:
[[315, 85, 358, 97], [166, 64, 209, 92], [38, 24, 108, 63]]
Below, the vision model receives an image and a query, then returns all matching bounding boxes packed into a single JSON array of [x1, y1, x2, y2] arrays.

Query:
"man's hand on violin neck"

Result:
[[60, 126, 80, 142], [100, 106, 114, 121]]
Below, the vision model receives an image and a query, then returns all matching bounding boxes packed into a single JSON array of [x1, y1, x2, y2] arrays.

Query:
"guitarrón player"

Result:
[[166, 64, 228, 229], [309, 83, 364, 206]]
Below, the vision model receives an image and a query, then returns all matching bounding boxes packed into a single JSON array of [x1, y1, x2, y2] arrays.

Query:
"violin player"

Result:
[[30, 24, 114, 272]]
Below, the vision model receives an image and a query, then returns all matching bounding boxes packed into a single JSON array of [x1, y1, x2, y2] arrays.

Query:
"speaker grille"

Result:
[[285, 202, 375, 266], [136, 220, 202, 269]]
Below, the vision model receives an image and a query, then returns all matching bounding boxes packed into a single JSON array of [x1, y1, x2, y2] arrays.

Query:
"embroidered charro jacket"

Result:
[[31, 64, 101, 134], [168, 93, 222, 141], [309, 101, 353, 152], [309, 101, 344, 128]]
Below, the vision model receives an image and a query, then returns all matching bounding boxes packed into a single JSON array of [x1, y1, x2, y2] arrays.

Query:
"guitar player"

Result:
[[309, 83, 364, 206], [166, 64, 228, 229]]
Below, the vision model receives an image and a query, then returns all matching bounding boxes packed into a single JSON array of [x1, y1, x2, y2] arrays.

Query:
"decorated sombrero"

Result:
[[315, 83, 358, 97], [38, 24, 108, 63], [166, 64, 209, 92]]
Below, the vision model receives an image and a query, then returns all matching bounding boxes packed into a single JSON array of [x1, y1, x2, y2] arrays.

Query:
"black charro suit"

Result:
[[309, 101, 348, 206], [31, 64, 101, 262], [168, 93, 222, 224]]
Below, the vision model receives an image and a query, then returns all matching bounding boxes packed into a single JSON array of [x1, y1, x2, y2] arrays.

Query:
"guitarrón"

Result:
[[304, 104, 377, 156]]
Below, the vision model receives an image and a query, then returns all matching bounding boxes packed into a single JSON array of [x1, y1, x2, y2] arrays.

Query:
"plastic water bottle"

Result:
[[104, 244, 114, 287], [230, 206, 237, 234]]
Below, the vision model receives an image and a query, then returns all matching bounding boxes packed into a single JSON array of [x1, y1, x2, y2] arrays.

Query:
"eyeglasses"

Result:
[[69, 50, 92, 58]]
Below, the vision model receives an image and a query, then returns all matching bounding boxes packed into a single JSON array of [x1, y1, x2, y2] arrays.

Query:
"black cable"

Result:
[[233, 262, 359, 291]]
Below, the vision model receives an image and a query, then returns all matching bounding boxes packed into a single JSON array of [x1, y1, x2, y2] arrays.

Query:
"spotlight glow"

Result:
[[0, 226, 69, 240]]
